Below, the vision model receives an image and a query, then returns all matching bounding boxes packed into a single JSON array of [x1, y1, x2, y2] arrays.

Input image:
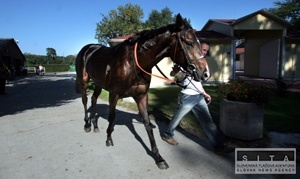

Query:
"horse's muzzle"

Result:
[[201, 71, 211, 82], [188, 64, 210, 82]]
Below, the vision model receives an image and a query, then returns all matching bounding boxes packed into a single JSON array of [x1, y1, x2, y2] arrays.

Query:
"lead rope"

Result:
[[178, 73, 202, 94], [134, 42, 174, 83]]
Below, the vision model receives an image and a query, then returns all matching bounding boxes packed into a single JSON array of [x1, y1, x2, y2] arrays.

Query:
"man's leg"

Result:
[[163, 93, 197, 144], [192, 95, 225, 151]]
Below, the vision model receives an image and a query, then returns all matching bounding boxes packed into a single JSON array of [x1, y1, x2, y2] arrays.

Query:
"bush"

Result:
[[217, 80, 273, 105], [43, 64, 70, 72]]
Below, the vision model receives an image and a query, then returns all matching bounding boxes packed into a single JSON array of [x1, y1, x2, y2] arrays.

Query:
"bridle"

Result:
[[174, 30, 205, 81], [133, 29, 206, 82], [176, 31, 204, 68]]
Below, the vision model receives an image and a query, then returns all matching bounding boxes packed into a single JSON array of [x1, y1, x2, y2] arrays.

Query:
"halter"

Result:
[[176, 30, 205, 80], [133, 30, 205, 82], [177, 32, 204, 66]]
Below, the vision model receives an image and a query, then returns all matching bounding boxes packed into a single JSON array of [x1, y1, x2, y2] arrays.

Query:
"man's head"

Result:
[[201, 42, 210, 56]]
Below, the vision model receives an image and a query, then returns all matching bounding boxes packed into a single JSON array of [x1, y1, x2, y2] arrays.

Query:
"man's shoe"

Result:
[[162, 137, 178, 145], [215, 143, 235, 155]]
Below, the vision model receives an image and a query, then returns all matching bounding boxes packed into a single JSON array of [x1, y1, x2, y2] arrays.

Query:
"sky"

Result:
[[1, 0, 278, 56]]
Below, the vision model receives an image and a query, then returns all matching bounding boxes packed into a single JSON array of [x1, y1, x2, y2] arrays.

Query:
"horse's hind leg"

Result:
[[82, 92, 91, 132], [134, 94, 169, 169], [90, 85, 102, 133], [80, 73, 91, 132]]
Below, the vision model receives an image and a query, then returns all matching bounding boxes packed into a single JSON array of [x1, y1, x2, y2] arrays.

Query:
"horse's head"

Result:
[[171, 14, 211, 82]]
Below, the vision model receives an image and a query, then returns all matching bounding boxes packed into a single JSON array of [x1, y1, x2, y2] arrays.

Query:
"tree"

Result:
[[46, 48, 57, 60], [95, 3, 144, 45], [65, 55, 76, 65], [144, 7, 173, 29], [268, 0, 300, 29]]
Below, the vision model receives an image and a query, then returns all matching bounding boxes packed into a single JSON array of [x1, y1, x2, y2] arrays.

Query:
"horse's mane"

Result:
[[127, 18, 192, 45]]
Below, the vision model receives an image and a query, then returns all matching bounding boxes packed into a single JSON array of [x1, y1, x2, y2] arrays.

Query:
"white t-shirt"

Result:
[[179, 76, 203, 95]]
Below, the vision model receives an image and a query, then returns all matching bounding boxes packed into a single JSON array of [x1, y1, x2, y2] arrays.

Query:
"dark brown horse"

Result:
[[75, 14, 210, 169]]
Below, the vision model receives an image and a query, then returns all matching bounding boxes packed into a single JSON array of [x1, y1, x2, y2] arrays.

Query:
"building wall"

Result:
[[206, 42, 231, 82], [284, 40, 300, 79], [151, 42, 234, 85], [236, 53, 244, 70], [233, 14, 285, 30], [244, 30, 282, 77], [149, 57, 174, 87], [202, 11, 299, 80]]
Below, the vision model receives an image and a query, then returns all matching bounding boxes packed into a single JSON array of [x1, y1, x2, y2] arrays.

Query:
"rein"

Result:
[[134, 42, 174, 83]]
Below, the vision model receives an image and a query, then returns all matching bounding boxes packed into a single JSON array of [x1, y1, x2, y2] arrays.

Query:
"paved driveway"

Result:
[[0, 72, 298, 178]]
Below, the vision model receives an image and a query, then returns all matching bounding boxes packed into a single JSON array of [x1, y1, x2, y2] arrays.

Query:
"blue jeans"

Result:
[[163, 92, 225, 150]]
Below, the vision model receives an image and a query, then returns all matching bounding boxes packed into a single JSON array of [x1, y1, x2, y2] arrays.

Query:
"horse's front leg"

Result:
[[134, 94, 169, 170], [106, 93, 119, 147], [90, 85, 102, 133]]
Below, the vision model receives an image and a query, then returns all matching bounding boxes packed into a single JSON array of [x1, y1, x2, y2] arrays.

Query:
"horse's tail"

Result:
[[75, 44, 94, 94]]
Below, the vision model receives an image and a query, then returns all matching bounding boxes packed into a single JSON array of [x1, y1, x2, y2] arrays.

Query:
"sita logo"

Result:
[[236, 148, 295, 162], [235, 148, 296, 174], [241, 154, 292, 162]]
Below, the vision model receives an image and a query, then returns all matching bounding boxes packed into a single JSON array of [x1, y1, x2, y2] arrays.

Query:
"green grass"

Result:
[[90, 82, 300, 136]]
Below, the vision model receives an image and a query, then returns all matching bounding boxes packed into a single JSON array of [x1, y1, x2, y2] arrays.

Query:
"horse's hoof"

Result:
[[84, 127, 91, 133], [93, 128, 100, 133], [156, 161, 169, 170], [106, 140, 114, 147]]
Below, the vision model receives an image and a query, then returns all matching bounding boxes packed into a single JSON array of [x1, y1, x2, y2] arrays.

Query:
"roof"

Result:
[[202, 9, 293, 31], [195, 30, 233, 41], [235, 41, 245, 54], [236, 48, 245, 54], [232, 9, 292, 27], [0, 38, 26, 62]]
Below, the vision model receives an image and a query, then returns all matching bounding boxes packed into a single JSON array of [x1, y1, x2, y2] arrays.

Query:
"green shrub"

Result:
[[43, 64, 70, 72]]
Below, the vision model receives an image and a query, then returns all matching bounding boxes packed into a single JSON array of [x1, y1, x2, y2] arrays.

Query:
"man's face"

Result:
[[201, 44, 210, 56]]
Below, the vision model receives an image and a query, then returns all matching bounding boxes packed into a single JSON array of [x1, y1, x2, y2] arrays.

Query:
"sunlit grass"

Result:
[[88, 81, 300, 135]]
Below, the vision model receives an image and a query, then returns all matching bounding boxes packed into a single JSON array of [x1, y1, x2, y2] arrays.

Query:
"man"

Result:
[[162, 42, 234, 154]]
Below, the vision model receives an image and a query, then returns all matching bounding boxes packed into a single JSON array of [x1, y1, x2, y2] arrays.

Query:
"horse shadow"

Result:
[[88, 104, 160, 161], [88, 104, 221, 161]]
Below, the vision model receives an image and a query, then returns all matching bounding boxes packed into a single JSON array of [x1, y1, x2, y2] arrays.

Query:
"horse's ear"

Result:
[[175, 13, 184, 30]]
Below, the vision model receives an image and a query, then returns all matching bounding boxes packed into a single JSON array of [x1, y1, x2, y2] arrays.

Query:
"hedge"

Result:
[[42, 64, 70, 72]]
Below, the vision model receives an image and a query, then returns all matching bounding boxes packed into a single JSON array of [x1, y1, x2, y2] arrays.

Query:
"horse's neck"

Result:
[[139, 37, 172, 69]]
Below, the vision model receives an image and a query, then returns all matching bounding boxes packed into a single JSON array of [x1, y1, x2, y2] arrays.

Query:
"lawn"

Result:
[[94, 84, 300, 137]]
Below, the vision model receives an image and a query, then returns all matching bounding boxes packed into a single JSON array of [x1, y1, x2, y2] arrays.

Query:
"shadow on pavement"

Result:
[[0, 73, 81, 116], [84, 103, 160, 163], [85, 103, 223, 165]]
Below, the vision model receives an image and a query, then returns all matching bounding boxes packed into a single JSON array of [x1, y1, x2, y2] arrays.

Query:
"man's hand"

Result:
[[203, 92, 211, 105]]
